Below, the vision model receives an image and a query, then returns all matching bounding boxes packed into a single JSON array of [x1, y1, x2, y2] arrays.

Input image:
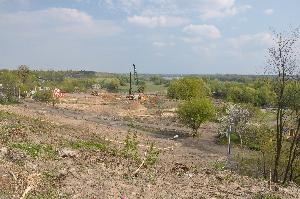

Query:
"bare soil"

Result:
[[0, 93, 299, 199]]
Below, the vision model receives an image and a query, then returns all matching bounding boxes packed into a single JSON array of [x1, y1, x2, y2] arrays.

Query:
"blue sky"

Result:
[[0, 0, 299, 74]]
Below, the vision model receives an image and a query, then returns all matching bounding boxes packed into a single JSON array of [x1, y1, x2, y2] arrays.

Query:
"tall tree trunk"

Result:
[[274, 107, 283, 182], [283, 118, 300, 184]]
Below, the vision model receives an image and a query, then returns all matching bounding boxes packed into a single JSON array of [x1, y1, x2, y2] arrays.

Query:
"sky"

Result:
[[0, 0, 299, 74]]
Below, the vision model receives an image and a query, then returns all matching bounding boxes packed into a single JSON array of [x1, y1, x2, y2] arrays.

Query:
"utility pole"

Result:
[[133, 64, 138, 85], [129, 72, 132, 95]]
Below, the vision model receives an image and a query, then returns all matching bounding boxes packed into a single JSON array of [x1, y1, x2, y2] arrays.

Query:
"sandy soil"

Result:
[[0, 93, 299, 199]]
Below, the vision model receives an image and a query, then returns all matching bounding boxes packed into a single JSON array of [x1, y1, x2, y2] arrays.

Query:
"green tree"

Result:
[[265, 28, 300, 183], [255, 85, 275, 107], [168, 77, 210, 100], [177, 98, 214, 137], [150, 76, 166, 85], [103, 78, 120, 92], [33, 90, 54, 103], [0, 70, 18, 103], [137, 81, 146, 93], [17, 65, 30, 84]]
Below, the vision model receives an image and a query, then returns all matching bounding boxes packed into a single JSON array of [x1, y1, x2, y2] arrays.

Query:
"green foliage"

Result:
[[10, 142, 57, 159], [207, 79, 275, 107], [168, 77, 210, 100], [0, 70, 19, 103], [216, 133, 240, 145], [226, 86, 257, 104], [33, 90, 53, 103], [122, 130, 139, 160], [137, 81, 146, 93], [59, 78, 96, 93], [284, 80, 300, 110], [177, 97, 214, 137], [149, 76, 168, 85], [102, 78, 121, 92], [117, 75, 129, 86], [145, 143, 160, 166], [17, 65, 30, 84], [213, 160, 226, 171]]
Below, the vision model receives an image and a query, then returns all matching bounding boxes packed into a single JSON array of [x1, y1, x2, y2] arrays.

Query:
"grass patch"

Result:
[[122, 131, 140, 161], [145, 143, 160, 166], [216, 133, 240, 145], [10, 142, 58, 159], [0, 111, 16, 120], [118, 81, 167, 93], [213, 160, 226, 171]]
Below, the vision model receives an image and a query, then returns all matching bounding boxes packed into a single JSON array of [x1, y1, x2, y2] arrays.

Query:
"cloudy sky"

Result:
[[0, 0, 299, 74]]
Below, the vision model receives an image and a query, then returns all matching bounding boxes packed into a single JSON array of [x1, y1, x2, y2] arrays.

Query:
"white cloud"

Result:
[[197, 0, 247, 19], [127, 15, 187, 28], [119, 0, 141, 8], [0, 0, 31, 4], [101, 0, 142, 13], [0, 8, 122, 37], [181, 37, 203, 43], [228, 32, 273, 49], [103, 0, 251, 20], [264, 9, 274, 16], [153, 41, 175, 47], [171, 0, 252, 19], [183, 24, 221, 39]]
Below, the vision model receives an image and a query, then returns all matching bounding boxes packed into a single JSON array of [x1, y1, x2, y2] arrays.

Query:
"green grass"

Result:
[[213, 160, 226, 171], [216, 133, 240, 145], [0, 111, 15, 120], [118, 81, 167, 93], [144, 82, 168, 93], [10, 142, 58, 159]]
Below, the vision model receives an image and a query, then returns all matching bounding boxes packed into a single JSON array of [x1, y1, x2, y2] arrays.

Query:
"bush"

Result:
[[168, 77, 210, 100], [122, 130, 139, 161], [59, 78, 96, 93], [145, 143, 160, 166], [137, 81, 146, 93], [33, 90, 53, 103], [177, 97, 214, 137], [103, 78, 120, 92]]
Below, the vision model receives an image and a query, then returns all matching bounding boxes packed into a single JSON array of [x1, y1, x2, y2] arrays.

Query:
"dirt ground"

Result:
[[0, 93, 299, 199]]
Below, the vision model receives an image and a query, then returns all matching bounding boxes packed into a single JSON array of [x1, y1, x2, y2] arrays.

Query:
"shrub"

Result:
[[137, 81, 146, 93], [177, 97, 214, 137], [122, 130, 139, 161], [168, 77, 210, 100], [145, 143, 160, 166], [33, 90, 53, 103], [103, 78, 120, 92]]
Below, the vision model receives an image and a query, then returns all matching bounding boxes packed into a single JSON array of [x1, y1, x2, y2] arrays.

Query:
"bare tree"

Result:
[[265, 27, 300, 183]]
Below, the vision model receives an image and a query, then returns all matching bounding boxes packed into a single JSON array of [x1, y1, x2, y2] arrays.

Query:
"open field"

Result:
[[1, 93, 299, 199]]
